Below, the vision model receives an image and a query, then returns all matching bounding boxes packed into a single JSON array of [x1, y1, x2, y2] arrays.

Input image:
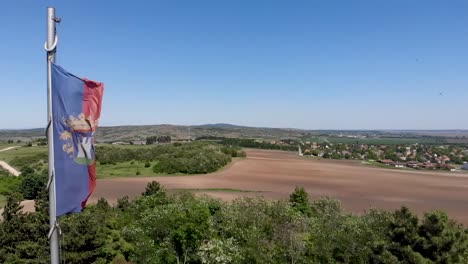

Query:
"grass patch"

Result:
[[96, 143, 153, 149], [363, 161, 412, 170], [0, 143, 18, 150], [0, 146, 47, 168], [0, 194, 6, 208]]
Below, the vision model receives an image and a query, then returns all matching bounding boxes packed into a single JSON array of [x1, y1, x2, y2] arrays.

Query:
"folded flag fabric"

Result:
[[51, 63, 104, 217]]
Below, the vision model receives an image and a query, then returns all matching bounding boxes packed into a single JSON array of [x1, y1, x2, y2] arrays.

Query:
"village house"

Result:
[[440, 155, 450, 164]]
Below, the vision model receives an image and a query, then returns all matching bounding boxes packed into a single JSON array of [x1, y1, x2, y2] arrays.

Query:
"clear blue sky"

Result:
[[1, 0, 467, 129]]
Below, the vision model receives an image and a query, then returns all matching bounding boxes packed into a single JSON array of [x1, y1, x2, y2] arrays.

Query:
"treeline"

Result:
[[96, 142, 243, 174], [1, 182, 467, 263], [197, 136, 298, 151], [146, 135, 171, 145]]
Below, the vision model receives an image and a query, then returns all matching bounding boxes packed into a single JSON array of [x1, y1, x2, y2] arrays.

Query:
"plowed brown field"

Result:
[[91, 149, 468, 224]]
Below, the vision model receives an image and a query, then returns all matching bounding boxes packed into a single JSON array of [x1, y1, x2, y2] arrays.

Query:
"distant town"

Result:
[[299, 141, 468, 171]]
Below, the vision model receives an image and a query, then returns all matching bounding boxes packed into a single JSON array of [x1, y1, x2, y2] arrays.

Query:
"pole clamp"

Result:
[[46, 169, 54, 191], [48, 221, 62, 240], [44, 35, 58, 52], [45, 119, 51, 139]]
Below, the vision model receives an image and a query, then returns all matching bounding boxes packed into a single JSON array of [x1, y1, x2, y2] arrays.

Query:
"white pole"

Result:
[[46, 7, 60, 264]]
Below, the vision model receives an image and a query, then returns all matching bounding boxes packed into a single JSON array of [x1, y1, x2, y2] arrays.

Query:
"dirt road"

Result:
[[91, 149, 468, 224], [0, 146, 20, 153], [0, 146, 21, 176]]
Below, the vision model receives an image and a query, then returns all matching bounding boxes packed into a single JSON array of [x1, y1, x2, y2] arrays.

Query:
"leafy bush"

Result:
[[1, 182, 467, 264], [0, 171, 21, 195], [289, 186, 311, 216], [142, 181, 165, 197], [10, 153, 48, 170], [151, 143, 231, 174], [198, 137, 298, 151], [18, 172, 48, 200]]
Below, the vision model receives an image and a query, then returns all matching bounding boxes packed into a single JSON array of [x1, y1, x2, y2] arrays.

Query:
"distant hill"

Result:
[[92, 124, 311, 142], [0, 124, 311, 142], [1, 124, 467, 143]]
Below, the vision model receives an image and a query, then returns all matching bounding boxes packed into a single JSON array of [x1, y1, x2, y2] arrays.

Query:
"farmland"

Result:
[[90, 148, 468, 224], [2, 143, 468, 224]]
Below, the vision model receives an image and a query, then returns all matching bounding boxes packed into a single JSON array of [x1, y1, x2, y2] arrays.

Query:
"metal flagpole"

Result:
[[46, 7, 60, 264]]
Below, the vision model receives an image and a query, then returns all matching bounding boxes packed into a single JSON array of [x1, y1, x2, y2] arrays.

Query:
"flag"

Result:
[[51, 63, 104, 217]]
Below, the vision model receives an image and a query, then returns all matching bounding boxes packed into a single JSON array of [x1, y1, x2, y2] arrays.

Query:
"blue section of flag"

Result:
[[52, 64, 90, 217]]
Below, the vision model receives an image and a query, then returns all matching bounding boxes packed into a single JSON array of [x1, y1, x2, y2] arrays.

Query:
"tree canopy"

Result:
[[1, 182, 467, 263]]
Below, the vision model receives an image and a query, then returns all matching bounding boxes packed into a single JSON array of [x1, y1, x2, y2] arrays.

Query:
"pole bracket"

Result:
[[47, 221, 61, 240], [46, 170, 54, 191], [44, 35, 58, 52], [45, 120, 51, 139]]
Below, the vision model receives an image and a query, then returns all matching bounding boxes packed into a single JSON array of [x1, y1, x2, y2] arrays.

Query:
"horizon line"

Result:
[[1, 123, 468, 132]]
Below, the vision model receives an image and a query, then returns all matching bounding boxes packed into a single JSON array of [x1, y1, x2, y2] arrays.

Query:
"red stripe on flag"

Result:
[[83, 79, 104, 131], [81, 79, 103, 208]]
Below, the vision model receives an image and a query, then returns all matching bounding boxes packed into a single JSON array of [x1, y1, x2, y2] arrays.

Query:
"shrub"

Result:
[[18, 173, 47, 200], [0, 172, 22, 195], [142, 181, 165, 197], [2, 182, 468, 264], [289, 186, 311, 216]]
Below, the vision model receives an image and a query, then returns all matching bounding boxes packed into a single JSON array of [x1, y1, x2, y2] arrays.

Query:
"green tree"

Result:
[[142, 181, 166, 197], [289, 186, 311, 216], [18, 173, 48, 200], [415, 211, 468, 262]]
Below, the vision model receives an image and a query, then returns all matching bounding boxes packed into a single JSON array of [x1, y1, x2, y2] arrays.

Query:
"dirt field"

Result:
[[91, 149, 468, 224]]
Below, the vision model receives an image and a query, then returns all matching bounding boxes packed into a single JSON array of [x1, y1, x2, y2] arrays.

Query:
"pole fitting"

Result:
[[44, 35, 58, 52]]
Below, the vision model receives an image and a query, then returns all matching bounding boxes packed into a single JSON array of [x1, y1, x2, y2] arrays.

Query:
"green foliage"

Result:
[[221, 146, 246, 158], [123, 192, 212, 263], [289, 186, 311, 216], [0, 192, 49, 263], [1, 182, 468, 264], [202, 137, 298, 151], [0, 171, 21, 195], [18, 172, 48, 200], [97, 142, 233, 175], [152, 143, 231, 174], [10, 152, 47, 170], [142, 181, 166, 197]]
